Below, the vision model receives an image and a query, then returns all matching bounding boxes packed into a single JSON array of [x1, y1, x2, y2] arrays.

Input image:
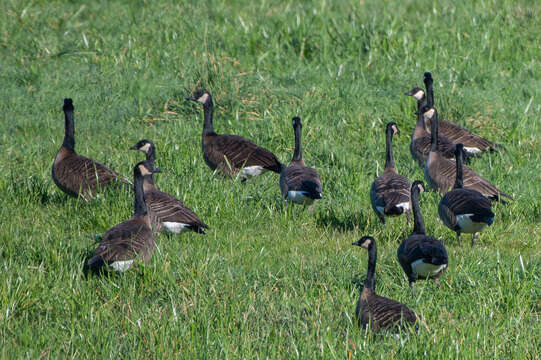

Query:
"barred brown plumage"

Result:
[[353, 236, 417, 331]]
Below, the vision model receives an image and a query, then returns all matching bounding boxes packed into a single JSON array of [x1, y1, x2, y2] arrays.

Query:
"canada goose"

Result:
[[438, 144, 495, 246], [397, 181, 448, 297], [52, 98, 130, 200], [130, 139, 210, 234], [423, 72, 501, 153], [353, 236, 417, 331], [186, 90, 282, 180], [370, 122, 411, 224], [86, 160, 160, 272], [423, 107, 512, 201], [407, 88, 477, 166], [279, 117, 322, 210]]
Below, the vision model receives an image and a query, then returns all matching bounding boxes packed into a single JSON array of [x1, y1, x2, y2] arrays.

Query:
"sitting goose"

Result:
[[86, 160, 159, 272], [423, 72, 501, 153], [397, 181, 448, 297], [186, 90, 282, 180], [130, 139, 210, 234], [353, 236, 418, 331], [52, 99, 130, 200], [279, 117, 322, 210], [438, 144, 495, 246], [370, 122, 411, 224], [423, 107, 511, 201]]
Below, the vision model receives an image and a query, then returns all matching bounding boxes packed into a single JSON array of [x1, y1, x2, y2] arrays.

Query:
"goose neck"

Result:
[[133, 170, 148, 217], [384, 126, 395, 170], [411, 187, 426, 235], [292, 122, 303, 162], [62, 106, 75, 151], [364, 243, 377, 292]]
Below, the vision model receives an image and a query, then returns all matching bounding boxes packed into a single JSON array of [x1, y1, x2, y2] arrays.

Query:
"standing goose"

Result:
[[353, 236, 417, 331], [423, 107, 511, 201], [52, 98, 130, 200], [279, 117, 322, 210], [438, 144, 495, 246], [423, 72, 501, 153], [370, 122, 411, 224], [186, 90, 282, 180], [130, 139, 210, 234], [397, 181, 448, 296], [86, 160, 159, 272]]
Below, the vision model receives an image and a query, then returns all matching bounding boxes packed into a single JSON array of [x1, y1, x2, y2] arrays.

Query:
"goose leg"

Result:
[[284, 200, 288, 213], [456, 231, 461, 245], [409, 281, 415, 298], [471, 232, 479, 247], [406, 210, 411, 225]]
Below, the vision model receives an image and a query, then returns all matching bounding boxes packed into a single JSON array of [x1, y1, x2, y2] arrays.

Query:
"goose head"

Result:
[[186, 89, 212, 106]]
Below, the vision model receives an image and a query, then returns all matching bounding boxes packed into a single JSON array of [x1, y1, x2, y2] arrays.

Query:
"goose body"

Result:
[[131, 139, 210, 234], [370, 122, 411, 223], [423, 72, 501, 152], [353, 236, 417, 331], [187, 90, 282, 179], [87, 161, 158, 272], [397, 181, 448, 296], [438, 144, 495, 245], [52, 99, 129, 200], [280, 117, 322, 209], [423, 108, 511, 201]]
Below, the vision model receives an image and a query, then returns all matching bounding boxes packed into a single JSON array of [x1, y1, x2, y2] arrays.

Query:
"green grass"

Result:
[[1, 0, 540, 358]]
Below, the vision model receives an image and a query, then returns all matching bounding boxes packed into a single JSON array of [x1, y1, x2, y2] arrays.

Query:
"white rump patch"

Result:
[[456, 214, 488, 233], [110, 260, 134, 272], [287, 191, 314, 205], [396, 201, 410, 211], [239, 166, 265, 178], [411, 259, 446, 278], [163, 222, 190, 234], [463, 146, 482, 154], [413, 90, 424, 100]]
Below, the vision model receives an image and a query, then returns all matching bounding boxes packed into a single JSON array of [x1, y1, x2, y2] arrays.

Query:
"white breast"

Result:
[[110, 260, 134, 272], [411, 259, 446, 278], [287, 191, 314, 205], [239, 166, 266, 178], [163, 222, 190, 234], [456, 214, 488, 233]]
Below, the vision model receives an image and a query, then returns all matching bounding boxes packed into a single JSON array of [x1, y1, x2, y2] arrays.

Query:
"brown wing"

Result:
[[87, 218, 154, 268], [371, 171, 410, 215], [429, 118, 500, 151], [53, 150, 129, 199], [411, 135, 475, 166], [145, 189, 209, 233], [203, 134, 282, 176], [358, 294, 417, 331], [280, 165, 322, 199]]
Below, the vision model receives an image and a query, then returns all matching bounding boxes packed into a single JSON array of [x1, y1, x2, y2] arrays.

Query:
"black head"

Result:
[[63, 98, 74, 111], [405, 87, 425, 100], [411, 180, 425, 194], [386, 122, 399, 135], [135, 160, 162, 177], [130, 139, 155, 153], [186, 89, 211, 105], [352, 236, 375, 250], [292, 116, 302, 128], [455, 143, 464, 157], [424, 72, 433, 84]]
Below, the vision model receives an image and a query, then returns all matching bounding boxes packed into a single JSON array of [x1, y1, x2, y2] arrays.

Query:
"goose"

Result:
[[423, 107, 512, 201], [86, 160, 159, 272], [438, 144, 495, 246], [52, 98, 130, 200], [353, 236, 418, 331], [370, 122, 411, 224], [397, 181, 448, 297], [186, 90, 282, 180], [423, 72, 501, 153], [130, 139, 210, 234], [279, 117, 322, 210]]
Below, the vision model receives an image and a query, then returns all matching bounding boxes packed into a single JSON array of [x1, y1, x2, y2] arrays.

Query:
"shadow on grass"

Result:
[[315, 208, 368, 232]]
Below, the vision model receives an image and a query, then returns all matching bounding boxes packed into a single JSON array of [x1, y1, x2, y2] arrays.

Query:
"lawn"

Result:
[[1, 0, 540, 358]]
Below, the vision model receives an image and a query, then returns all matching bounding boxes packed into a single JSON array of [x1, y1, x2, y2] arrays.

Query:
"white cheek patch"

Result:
[[463, 146, 482, 154], [140, 143, 151, 152], [239, 166, 265, 178], [287, 191, 315, 204], [456, 214, 488, 233], [110, 260, 134, 272], [163, 222, 190, 234], [411, 259, 446, 278], [413, 91, 424, 100], [424, 108, 435, 118], [197, 93, 209, 104]]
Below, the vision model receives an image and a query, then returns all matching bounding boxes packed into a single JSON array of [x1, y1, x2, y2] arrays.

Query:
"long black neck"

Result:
[[62, 106, 75, 151], [133, 170, 148, 217], [416, 101, 426, 128], [411, 187, 426, 235], [453, 149, 464, 189], [292, 122, 303, 162], [202, 99, 215, 136], [384, 126, 395, 170], [429, 111, 439, 152], [364, 243, 377, 292], [146, 146, 156, 164], [424, 76, 434, 108]]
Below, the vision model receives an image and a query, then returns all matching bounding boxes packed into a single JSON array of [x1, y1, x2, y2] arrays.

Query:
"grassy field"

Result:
[[1, 0, 540, 358]]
